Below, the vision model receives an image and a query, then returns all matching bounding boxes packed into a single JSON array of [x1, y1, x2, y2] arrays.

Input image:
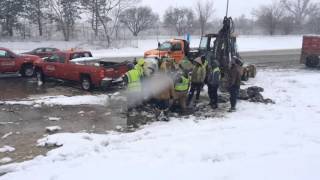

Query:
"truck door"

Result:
[[0, 49, 18, 73], [43, 53, 66, 78], [63, 53, 79, 81]]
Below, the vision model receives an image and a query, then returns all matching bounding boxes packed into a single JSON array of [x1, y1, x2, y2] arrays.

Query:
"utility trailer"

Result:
[[301, 35, 320, 67]]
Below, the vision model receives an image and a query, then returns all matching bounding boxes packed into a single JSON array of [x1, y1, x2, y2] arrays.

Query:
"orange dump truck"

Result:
[[144, 39, 192, 63]]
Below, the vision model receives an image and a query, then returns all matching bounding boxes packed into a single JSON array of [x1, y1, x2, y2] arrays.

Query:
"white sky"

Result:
[[140, 0, 274, 19]]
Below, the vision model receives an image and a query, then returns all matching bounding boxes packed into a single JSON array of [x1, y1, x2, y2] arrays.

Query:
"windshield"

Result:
[[199, 37, 208, 50], [158, 42, 172, 51]]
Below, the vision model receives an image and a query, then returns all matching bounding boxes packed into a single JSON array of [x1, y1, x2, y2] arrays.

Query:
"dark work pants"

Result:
[[154, 99, 170, 110], [208, 84, 219, 105], [188, 82, 203, 105], [229, 85, 240, 108]]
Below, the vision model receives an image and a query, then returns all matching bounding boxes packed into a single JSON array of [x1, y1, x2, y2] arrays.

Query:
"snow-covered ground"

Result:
[[1, 92, 123, 107], [1, 68, 320, 180], [0, 35, 302, 58]]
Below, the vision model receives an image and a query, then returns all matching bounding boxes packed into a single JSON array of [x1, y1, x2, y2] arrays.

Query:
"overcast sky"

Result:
[[140, 0, 274, 19]]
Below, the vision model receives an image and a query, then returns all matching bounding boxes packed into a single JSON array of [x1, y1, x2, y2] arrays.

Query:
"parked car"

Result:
[[34, 50, 129, 90], [0, 47, 41, 77], [22, 47, 60, 58]]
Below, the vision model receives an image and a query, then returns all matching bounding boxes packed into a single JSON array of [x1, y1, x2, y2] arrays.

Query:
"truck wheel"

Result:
[[81, 77, 92, 91], [36, 70, 45, 85], [21, 64, 34, 77], [305, 55, 319, 68]]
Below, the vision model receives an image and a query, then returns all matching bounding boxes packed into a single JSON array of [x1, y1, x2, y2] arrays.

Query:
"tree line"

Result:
[[253, 0, 320, 35], [0, 0, 319, 45]]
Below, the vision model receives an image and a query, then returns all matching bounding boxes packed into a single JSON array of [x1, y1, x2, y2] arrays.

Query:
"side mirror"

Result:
[[157, 42, 161, 48]]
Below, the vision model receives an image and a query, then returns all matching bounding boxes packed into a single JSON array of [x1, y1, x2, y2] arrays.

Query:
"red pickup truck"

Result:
[[34, 50, 128, 90], [0, 47, 40, 77], [22, 47, 60, 58]]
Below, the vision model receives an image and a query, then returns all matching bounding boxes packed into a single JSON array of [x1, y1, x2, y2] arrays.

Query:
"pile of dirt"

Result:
[[239, 86, 275, 104]]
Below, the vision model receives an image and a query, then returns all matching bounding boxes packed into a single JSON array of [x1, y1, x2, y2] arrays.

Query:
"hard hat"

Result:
[[137, 58, 145, 66]]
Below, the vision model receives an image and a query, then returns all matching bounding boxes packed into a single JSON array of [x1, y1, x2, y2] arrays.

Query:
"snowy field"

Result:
[[0, 35, 302, 58], [1, 68, 320, 180]]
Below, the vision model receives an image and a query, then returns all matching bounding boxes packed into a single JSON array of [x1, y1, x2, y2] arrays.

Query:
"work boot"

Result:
[[228, 107, 236, 113], [158, 111, 169, 122], [211, 104, 218, 109]]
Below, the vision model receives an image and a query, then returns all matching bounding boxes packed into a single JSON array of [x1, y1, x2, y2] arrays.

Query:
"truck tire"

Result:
[[36, 70, 45, 85], [21, 64, 34, 77], [81, 76, 92, 91], [305, 55, 319, 68]]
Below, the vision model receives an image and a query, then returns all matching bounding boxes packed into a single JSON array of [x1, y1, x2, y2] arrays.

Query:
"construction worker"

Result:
[[201, 55, 208, 90], [135, 58, 145, 77], [174, 71, 190, 112], [201, 55, 209, 69], [160, 57, 175, 74], [180, 56, 193, 75], [228, 58, 242, 112], [151, 73, 175, 121], [123, 63, 143, 110], [187, 57, 206, 106], [207, 60, 221, 109]]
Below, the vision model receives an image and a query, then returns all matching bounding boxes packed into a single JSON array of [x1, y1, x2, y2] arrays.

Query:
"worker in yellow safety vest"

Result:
[[135, 58, 145, 77], [174, 71, 190, 112], [124, 63, 143, 109]]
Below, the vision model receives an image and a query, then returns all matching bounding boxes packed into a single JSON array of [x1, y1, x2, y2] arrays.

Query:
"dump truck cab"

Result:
[[144, 39, 190, 63], [301, 35, 320, 67]]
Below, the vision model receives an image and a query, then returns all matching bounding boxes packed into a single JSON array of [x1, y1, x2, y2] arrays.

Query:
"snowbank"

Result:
[[4, 95, 110, 106], [1, 68, 320, 180], [0, 146, 15, 153], [0, 35, 302, 58]]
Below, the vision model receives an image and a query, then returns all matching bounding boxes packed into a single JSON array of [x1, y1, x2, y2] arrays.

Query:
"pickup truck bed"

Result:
[[35, 51, 128, 90]]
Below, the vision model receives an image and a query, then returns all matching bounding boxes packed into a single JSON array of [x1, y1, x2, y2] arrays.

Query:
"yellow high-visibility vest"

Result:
[[175, 76, 190, 91], [127, 69, 141, 91]]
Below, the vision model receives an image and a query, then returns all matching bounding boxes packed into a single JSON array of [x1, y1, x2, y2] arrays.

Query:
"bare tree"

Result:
[[233, 14, 255, 35], [81, 0, 138, 47], [279, 16, 295, 34], [195, 0, 214, 36], [119, 6, 158, 36], [281, 0, 317, 28], [49, 0, 81, 41], [81, 0, 117, 38], [25, 0, 49, 37], [306, 4, 320, 33], [164, 7, 195, 36], [253, 2, 284, 35], [0, 0, 25, 37]]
